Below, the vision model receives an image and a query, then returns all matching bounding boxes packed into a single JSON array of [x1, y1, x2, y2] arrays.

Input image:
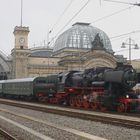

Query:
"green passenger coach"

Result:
[[0, 77, 47, 100]]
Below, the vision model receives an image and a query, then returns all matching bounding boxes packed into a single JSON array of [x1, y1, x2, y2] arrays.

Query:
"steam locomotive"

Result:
[[0, 64, 139, 112], [63, 64, 139, 112]]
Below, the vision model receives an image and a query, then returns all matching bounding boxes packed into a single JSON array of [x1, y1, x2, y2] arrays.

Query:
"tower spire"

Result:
[[20, 0, 23, 26]]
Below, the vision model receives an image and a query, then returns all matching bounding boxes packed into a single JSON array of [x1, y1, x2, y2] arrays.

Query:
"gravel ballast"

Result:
[[0, 104, 140, 140]]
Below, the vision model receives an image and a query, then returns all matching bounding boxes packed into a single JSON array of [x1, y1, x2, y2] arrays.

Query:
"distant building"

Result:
[[131, 60, 140, 73], [0, 22, 129, 79], [0, 51, 11, 79]]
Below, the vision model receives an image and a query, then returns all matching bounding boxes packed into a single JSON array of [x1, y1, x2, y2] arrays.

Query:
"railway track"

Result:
[[0, 128, 17, 140], [0, 98, 140, 130], [0, 108, 106, 140]]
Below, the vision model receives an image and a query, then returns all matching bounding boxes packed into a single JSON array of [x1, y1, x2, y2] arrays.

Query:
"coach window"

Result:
[[36, 80, 46, 84], [20, 46, 23, 49]]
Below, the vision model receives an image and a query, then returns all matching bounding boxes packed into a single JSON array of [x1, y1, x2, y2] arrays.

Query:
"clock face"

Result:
[[19, 37, 25, 44]]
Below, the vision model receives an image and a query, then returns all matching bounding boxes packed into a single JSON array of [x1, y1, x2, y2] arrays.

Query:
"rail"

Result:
[[0, 128, 17, 140], [0, 98, 140, 130]]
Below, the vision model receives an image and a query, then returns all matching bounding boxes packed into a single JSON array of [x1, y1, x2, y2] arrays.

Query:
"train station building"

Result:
[[0, 22, 139, 79]]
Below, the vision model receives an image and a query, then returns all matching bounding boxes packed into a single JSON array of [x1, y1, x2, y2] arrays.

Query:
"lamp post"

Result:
[[121, 37, 139, 63]]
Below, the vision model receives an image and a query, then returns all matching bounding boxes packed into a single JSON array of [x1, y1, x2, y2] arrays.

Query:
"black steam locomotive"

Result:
[[37, 64, 139, 112], [63, 64, 139, 112], [0, 64, 139, 112]]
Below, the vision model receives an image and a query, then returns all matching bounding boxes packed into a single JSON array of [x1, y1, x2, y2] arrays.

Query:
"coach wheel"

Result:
[[38, 96, 45, 102], [90, 102, 97, 110], [75, 99, 81, 107], [75, 97, 82, 107], [117, 103, 126, 112], [49, 98, 54, 104], [69, 98, 75, 107], [38, 97, 45, 102], [99, 104, 107, 112], [83, 101, 90, 109], [43, 97, 49, 102]]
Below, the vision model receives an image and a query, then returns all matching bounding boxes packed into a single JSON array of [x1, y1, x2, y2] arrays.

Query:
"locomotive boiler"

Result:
[[64, 64, 139, 112]]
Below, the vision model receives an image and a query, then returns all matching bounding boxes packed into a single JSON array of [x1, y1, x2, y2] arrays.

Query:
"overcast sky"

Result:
[[0, 0, 140, 60]]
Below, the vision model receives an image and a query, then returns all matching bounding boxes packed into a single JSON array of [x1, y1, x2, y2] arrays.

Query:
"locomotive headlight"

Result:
[[126, 95, 129, 99]]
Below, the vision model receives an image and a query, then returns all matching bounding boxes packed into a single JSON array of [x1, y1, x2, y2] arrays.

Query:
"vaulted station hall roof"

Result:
[[53, 22, 113, 53]]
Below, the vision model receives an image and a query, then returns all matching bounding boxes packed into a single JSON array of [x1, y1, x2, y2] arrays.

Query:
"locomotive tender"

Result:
[[0, 64, 139, 112]]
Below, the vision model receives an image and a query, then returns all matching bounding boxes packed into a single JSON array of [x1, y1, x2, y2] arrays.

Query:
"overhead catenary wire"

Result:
[[49, 0, 91, 46], [89, 3, 140, 42], [110, 30, 140, 40], [91, 5, 134, 24], [103, 0, 140, 6], [49, 0, 74, 33], [37, 0, 74, 48], [115, 48, 136, 53], [90, 1, 140, 40], [56, 0, 91, 35], [47, 0, 139, 48]]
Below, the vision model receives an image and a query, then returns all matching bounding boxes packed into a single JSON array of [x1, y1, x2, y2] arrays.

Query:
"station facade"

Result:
[[1, 22, 138, 79]]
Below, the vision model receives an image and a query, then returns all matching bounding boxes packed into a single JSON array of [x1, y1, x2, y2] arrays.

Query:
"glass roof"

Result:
[[53, 22, 113, 53], [30, 47, 53, 57]]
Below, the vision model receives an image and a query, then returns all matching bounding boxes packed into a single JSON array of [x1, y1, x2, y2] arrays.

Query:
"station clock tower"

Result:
[[11, 26, 30, 78]]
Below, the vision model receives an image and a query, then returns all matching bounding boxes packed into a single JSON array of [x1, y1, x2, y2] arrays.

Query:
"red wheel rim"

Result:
[[70, 98, 75, 107], [50, 98, 53, 104], [83, 101, 90, 109], [38, 97, 44, 102], [90, 102, 97, 110], [117, 104, 125, 112], [44, 97, 49, 102], [99, 105, 107, 112], [75, 98, 82, 107]]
